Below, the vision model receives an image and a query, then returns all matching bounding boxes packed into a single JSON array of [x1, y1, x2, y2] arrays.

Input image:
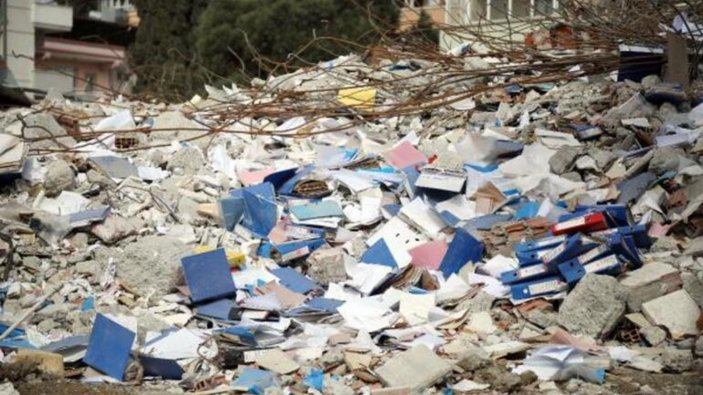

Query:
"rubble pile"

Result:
[[1, 50, 703, 394]]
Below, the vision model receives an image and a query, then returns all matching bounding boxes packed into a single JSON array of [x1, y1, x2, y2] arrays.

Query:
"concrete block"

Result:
[[557, 274, 627, 338], [642, 290, 701, 339], [255, 349, 299, 375], [682, 272, 703, 308], [306, 247, 347, 285], [620, 262, 681, 311], [375, 345, 452, 391], [660, 348, 693, 372], [43, 160, 75, 197], [640, 326, 667, 346]]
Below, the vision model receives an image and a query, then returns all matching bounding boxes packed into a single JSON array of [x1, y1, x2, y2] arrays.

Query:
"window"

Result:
[[489, 0, 508, 20], [512, 0, 530, 18], [469, 0, 485, 21], [465, 0, 559, 22], [534, 0, 555, 16]]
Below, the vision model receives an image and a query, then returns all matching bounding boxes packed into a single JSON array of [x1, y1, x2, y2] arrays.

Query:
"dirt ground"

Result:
[[605, 367, 703, 395], [15, 382, 135, 395], [2, 360, 703, 394]]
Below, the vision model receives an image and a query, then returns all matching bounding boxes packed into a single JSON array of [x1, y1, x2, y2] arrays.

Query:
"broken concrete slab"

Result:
[[456, 349, 492, 371], [21, 113, 77, 151], [344, 351, 372, 371], [685, 237, 703, 257], [90, 215, 138, 245], [681, 272, 703, 308], [619, 262, 681, 311], [630, 355, 664, 373], [660, 348, 694, 372], [0, 383, 19, 395], [549, 146, 581, 175], [43, 160, 75, 197], [113, 236, 192, 297], [375, 345, 452, 391], [306, 247, 347, 285], [640, 326, 667, 346], [642, 290, 701, 338], [255, 349, 300, 374], [167, 146, 205, 174], [557, 274, 627, 338]]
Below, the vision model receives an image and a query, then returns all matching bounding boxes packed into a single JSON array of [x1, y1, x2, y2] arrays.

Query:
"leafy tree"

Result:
[[128, 0, 208, 100], [195, 0, 400, 83]]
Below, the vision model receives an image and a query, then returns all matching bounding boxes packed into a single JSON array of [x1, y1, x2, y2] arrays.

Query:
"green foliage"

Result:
[[195, 0, 400, 83], [129, 0, 399, 99], [128, 0, 208, 101]]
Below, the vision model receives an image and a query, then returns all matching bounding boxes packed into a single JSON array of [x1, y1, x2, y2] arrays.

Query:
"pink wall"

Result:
[[37, 58, 114, 93], [36, 38, 131, 96]]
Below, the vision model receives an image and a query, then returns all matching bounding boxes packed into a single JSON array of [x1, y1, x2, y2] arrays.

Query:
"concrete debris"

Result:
[[549, 146, 581, 174], [375, 345, 452, 390], [695, 337, 703, 357], [473, 365, 529, 393], [630, 356, 664, 373], [42, 159, 75, 197], [255, 349, 300, 375], [0, 383, 19, 395], [456, 348, 492, 371], [1, 26, 703, 394], [167, 146, 205, 174], [90, 215, 138, 245], [642, 290, 701, 338], [640, 326, 667, 346], [114, 236, 192, 297], [681, 272, 703, 308], [557, 274, 627, 338], [619, 262, 680, 311], [660, 349, 694, 372], [306, 247, 347, 285]]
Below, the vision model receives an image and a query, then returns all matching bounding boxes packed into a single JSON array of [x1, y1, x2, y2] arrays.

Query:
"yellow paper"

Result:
[[338, 87, 377, 110]]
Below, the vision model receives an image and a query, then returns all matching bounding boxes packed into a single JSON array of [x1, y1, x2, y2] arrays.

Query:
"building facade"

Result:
[[0, 0, 135, 99], [0, 0, 73, 91], [441, 0, 562, 50]]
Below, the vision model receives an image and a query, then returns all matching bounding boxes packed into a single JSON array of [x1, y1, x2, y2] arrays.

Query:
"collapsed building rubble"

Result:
[[1, 17, 703, 395]]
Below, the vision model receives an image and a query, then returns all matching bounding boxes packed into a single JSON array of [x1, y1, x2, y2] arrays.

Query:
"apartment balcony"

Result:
[[34, 1, 73, 32]]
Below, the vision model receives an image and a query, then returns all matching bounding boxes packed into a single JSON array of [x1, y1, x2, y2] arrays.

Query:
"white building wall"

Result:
[[35, 67, 75, 93], [4, 0, 35, 88], [440, 0, 560, 51]]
